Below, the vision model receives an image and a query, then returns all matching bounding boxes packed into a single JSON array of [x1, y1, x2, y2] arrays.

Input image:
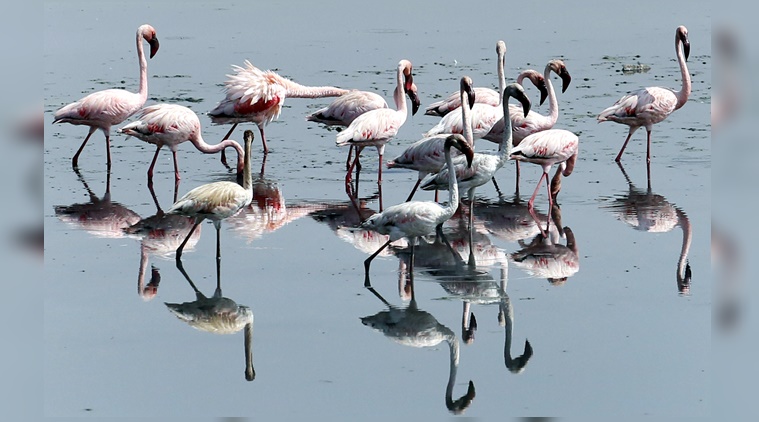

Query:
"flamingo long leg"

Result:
[[646, 128, 653, 163], [615, 127, 638, 162], [105, 134, 112, 169], [258, 123, 268, 154], [176, 218, 203, 260], [405, 178, 423, 202], [526, 172, 548, 236], [172, 150, 181, 182], [147, 145, 162, 181], [72, 127, 97, 168], [364, 239, 392, 287]]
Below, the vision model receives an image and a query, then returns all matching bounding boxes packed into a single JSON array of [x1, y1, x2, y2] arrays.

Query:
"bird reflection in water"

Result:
[[603, 161, 692, 294], [124, 184, 200, 301], [510, 205, 579, 286], [361, 272, 476, 414], [54, 168, 140, 238], [473, 193, 549, 245], [166, 258, 255, 381], [226, 158, 324, 244]]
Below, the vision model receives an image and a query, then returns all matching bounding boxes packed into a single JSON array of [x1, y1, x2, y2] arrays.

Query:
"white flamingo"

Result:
[[119, 104, 245, 184], [167, 130, 254, 260], [307, 79, 420, 170], [508, 128, 579, 236], [53, 24, 159, 169], [360, 134, 475, 284], [597, 25, 691, 163], [168, 259, 255, 381], [209, 60, 348, 157], [420, 83, 532, 246], [386, 76, 477, 202], [336, 60, 420, 190]]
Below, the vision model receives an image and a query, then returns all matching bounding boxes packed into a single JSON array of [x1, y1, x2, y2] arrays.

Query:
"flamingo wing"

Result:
[[510, 129, 578, 163], [309, 90, 388, 125], [387, 135, 461, 172], [54, 89, 143, 126], [336, 108, 400, 146]]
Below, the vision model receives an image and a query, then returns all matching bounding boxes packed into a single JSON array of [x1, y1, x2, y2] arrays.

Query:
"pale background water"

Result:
[[44, 0, 711, 419]]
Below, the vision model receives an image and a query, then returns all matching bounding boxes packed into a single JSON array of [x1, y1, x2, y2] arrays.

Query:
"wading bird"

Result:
[[597, 25, 691, 163], [168, 130, 254, 260], [53, 24, 159, 169]]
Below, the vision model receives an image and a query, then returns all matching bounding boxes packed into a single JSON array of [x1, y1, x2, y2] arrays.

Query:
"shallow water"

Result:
[[44, 1, 711, 418]]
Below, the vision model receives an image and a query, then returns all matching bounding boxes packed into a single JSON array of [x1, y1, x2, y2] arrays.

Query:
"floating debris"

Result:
[[622, 62, 651, 74]]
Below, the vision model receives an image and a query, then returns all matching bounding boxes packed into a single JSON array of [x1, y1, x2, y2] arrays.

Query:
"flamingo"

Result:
[[360, 134, 475, 284], [509, 60, 572, 188], [361, 278, 476, 414], [307, 82, 420, 171], [597, 25, 691, 163], [118, 104, 245, 185], [336, 60, 420, 192], [53, 24, 160, 169], [420, 83, 532, 247], [386, 75, 476, 202], [209, 60, 349, 158], [508, 128, 579, 236], [168, 258, 255, 381], [167, 130, 255, 260]]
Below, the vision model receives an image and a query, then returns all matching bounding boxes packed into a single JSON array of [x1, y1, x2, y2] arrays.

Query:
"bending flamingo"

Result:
[[597, 25, 691, 163], [209, 60, 349, 157], [336, 59, 420, 190], [306, 77, 420, 169], [53, 24, 159, 169], [387, 76, 476, 202], [119, 104, 245, 184], [420, 83, 532, 247], [168, 130, 254, 260], [508, 128, 579, 236], [361, 134, 474, 284]]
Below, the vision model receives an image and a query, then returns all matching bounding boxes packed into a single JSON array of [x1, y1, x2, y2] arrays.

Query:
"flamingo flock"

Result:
[[48, 22, 700, 398]]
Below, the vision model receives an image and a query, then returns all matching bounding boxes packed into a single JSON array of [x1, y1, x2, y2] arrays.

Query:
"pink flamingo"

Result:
[[361, 134, 474, 284], [168, 130, 254, 260], [336, 59, 420, 190], [597, 25, 691, 163], [53, 24, 160, 169], [307, 82, 420, 170], [118, 104, 245, 184], [387, 76, 476, 202], [508, 128, 579, 236], [209, 60, 349, 158]]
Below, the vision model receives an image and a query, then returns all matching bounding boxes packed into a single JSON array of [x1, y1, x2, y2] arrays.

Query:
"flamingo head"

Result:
[[460, 75, 476, 110], [139, 24, 160, 59], [463, 312, 477, 344], [445, 134, 475, 168], [549, 59, 572, 94], [495, 40, 507, 57], [677, 25, 690, 61], [504, 82, 531, 118], [406, 82, 421, 116], [677, 261, 692, 294]]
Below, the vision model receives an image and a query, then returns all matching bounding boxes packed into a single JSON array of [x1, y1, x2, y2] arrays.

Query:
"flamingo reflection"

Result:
[[510, 205, 579, 285], [124, 184, 200, 300], [54, 168, 140, 238], [166, 258, 255, 381], [361, 273, 476, 414], [472, 194, 548, 244], [603, 162, 692, 294]]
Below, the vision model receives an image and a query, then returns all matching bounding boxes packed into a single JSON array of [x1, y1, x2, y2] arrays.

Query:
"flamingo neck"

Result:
[[283, 79, 348, 99], [392, 65, 409, 121], [444, 331, 459, 398], [677, 208, 692, 277], [496, 49, 506, 105], [460, 89, 474, 146], [675, 38, 691, 110], [137, 243, 148, 298], [442, 145, 461, 222], [543, 64, 559, 125], [242, 135, 253, 192], [136, 29, 148, 103], [501, 296, 515, 366], [497, 92, 515, 165], [191, 133, 245, 173]]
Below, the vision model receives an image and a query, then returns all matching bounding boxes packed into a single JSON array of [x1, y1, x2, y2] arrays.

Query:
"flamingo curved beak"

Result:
[[149, 37, 160, 59], [537, 79, 549, 106], [559, 68, 572, 93]]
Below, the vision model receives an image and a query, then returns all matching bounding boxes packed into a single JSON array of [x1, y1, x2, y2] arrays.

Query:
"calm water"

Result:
[[44, 1, 711, 419]]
